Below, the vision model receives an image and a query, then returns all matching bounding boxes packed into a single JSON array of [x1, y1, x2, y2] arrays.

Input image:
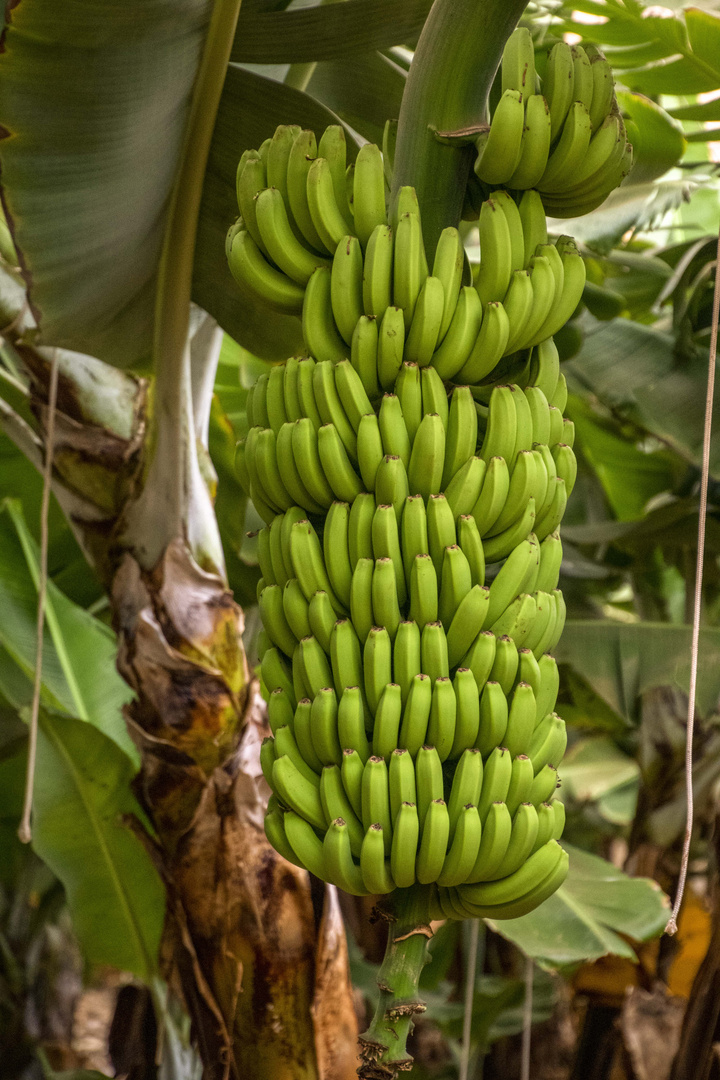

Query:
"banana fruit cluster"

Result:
[[473, 28, 632, 217], [227, 124, 587, 389], [236, 339, 577, 566], [257, 497, 569, 912], [222, 31, 622, 920]]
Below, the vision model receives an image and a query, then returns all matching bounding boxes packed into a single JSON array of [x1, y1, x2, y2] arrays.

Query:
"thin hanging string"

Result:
[[521, 956, 533, 1080], [459, 919, 481, 1080], [18, 350, 59, 845], [666, 229, 720, 935]]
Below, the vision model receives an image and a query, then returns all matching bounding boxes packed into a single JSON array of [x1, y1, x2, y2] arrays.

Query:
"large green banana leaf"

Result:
[[557, 620, 720, 722], [0, 500, 135, 758], [0, 0, 418, 368], [0, 0, 213, 368], [33, 710, 165, 981]]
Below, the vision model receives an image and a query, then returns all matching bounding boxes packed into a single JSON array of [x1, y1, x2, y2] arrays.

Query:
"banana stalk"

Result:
[[358, 886, 434, 1080], [391, 0, 527, 252]]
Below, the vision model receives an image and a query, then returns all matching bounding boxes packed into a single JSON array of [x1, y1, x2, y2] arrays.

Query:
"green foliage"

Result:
[[32, 710, 164, 982]]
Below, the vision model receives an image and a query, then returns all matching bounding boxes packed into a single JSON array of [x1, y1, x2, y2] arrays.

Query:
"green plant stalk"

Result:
[[122, 0, 243, 574], [391, 0, 527, 253], [358, 886, 434, 1080]]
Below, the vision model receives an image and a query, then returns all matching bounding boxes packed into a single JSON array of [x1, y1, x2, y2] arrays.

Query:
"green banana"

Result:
[[475, 90, 525, 186], [324, 818, 368, 895], [360, 824, 395, 893], [415, 744, 444, 828], [348, 491, 375, 568], [375, 455, 410, 521], [364, 625, 393, 715], [356, 413, 384, 492], [446, 458, 487, 523], [447, 748, 483, 832], [393, 619, 422, 706], [338, 687, 371, 764], [303, 266, 348, 363], [255, 186, 331, 285], [287, 129, 328, 254], [321, 764, 365, 855], [477, 746, 513, 821], [331, 235, 365, 345], [361, 755, 393, 851], [342, 748, 365, 818], [544, 41, 575, 142], [371, 501, 407, 607], [272, 753, 325, 829], [427, 493, 457, 576], [506, 754, 534, 815], [466, 800, 512, 882], [461, 629, 497, 692], [363, 223, 394, 319], [330, 617, 364, 699], [378, 393, 410, 468], [437, 804, 482, 887], [477, 680, 509, 757], [405, 275, 445, 366], [417, 798, 451, 884], [450, 667, 482, 758], [476, 199, 513, 306], [399, 673, 432, 756], [373, 682, 403, 762], [442, 386, 478, 489], [508, 94, 552, 191], [284, 810, 326, 878], [483, 801, 539, 881], [432, 286, 484, 381], [433, 226, 466, 342], [317, 423, 364, 502], [394, 360, 422, 441], [228, 229, 305, 314], [427, 676, 457, 762], [353, 142, 387, 246], [472, 455, 511, 537], [390, 802, 420, 888], [377, 306, 406, 391], [350, 557, 374, 646], [351, 316, 381, 400], [307, 156, 353, 251], [489, 634, 519, 695], [388, 747, 418, 823], [324, 500, 352, 608]]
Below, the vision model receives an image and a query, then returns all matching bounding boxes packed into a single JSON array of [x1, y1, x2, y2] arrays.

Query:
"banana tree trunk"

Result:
[[7, 338, 359, 1080]]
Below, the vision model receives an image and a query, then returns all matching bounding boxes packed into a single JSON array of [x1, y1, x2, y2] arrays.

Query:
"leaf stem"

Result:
[[123, 0, 242, 573], [391, 0, 527, 251], [18, 348, 58, 844]]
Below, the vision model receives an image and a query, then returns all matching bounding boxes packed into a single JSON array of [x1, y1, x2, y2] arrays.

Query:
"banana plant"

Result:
[[0, 0, 531, 1075]]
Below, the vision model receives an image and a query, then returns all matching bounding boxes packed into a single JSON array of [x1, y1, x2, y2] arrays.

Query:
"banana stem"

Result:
[[358, 886, 435, 1079], [391, 0, 527, 252]]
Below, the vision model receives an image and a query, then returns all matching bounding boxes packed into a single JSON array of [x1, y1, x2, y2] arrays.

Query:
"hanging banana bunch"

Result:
[[472, 28, 632, 216], [225, 23, 630, 1076]]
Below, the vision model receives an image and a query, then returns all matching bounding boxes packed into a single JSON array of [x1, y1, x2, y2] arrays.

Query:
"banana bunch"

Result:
[[257, 502, 568, 911], [229, 141, 585, 393], [473, 28, 633, 216], [236, 339, 577, 566], [228, 123, 386, 314]]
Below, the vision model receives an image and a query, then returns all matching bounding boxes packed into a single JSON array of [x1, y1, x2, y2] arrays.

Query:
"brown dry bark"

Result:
[[18, 345, 359, 1080]]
